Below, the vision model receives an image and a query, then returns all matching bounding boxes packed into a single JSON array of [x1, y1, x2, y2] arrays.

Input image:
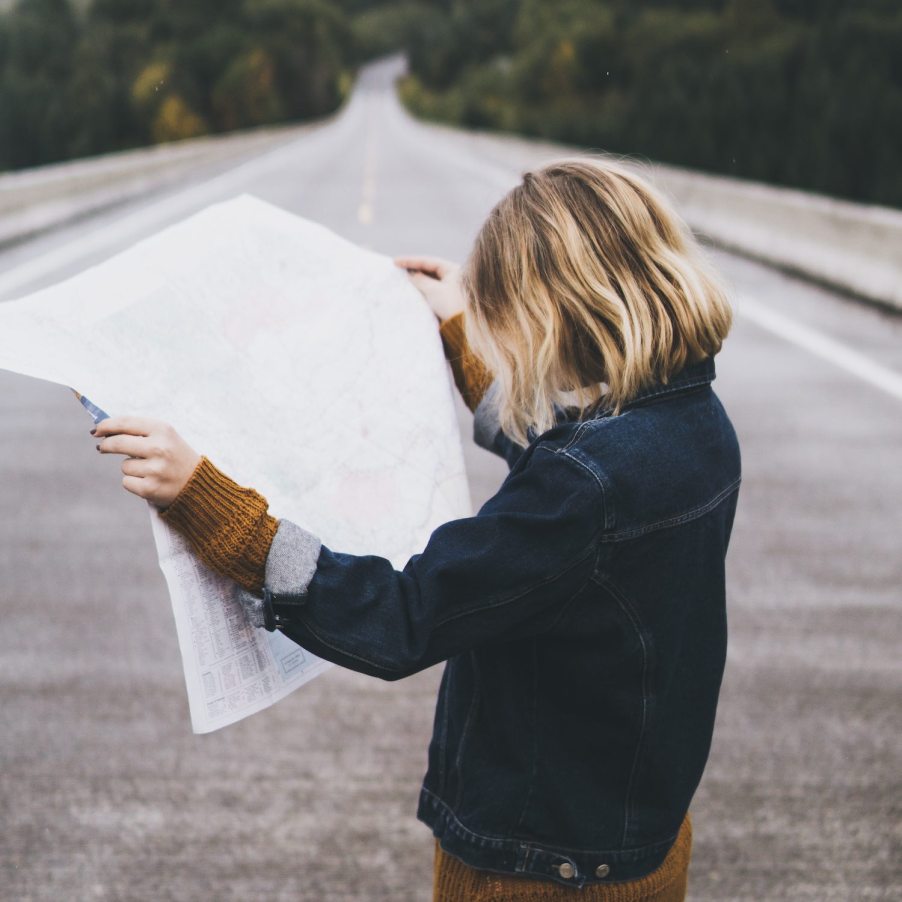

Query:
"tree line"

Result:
[[396, 0, 902, 209], [0, 0, 364, 170], [2, 0, 900, 210]]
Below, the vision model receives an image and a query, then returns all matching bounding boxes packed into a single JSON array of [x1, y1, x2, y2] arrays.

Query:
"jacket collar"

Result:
[[587, 355, 716, 419]]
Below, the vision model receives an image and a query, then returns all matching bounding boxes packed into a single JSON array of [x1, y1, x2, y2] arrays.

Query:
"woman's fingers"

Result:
[[394, 256, 458, 280], [408, 271, 440, 292], [93, 415, 200, 508], [121, 456, 153, 477], [393, 256, 440, 277], [401, 266, 466, 321], [97, 433, 150, 458], [122, 474, 152, 499], [93, 415, 156, 438]]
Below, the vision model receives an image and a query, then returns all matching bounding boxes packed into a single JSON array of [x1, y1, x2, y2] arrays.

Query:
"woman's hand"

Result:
[[394, 255, 466, 322], [93, 416, 201, 509]]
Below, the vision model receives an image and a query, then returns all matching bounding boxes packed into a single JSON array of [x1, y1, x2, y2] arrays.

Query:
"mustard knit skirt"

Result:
[[433, 813, 692, 902]]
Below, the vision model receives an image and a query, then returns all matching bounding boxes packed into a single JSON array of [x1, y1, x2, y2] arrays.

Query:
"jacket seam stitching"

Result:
[[542, 444, 614, 529], [600, 476, 741, 542], [593, 575, 651, 848], [453, 652, 481, 810], [513, 638, 540, 834], [513, 548, 599, 830], [559, 448, 614, 529], [561, 419, 593, 452], [437, 665, 451, 793], [543, 548, 600, 635], [283, 617, 400, 676], [432, 545, 597, 630], [284, 547, 597, 675]]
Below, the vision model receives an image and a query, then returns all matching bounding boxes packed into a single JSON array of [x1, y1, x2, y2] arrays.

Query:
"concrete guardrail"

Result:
[[652, 165, 902, 314], [0, 124, 308, 248], [3, 111, 900, 313], [423, 123, 902, 313]]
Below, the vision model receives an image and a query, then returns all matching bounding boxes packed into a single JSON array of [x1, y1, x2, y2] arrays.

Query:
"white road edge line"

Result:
[[736, 295, 902, 402]]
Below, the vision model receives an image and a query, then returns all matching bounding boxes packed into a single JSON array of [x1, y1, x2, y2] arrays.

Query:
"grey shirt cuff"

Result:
[[473, 379, 503, 452], [233, 519, 322, 628]]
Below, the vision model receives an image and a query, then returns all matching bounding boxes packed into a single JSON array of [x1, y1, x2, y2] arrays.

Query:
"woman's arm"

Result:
[[93, 418, 276, 593], [232, 444, 603, 680], [395, 256, 492, 412], [94, 417, 604, 679]]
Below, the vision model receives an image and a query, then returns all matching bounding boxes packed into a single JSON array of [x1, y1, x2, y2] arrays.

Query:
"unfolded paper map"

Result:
[[0, 195, 471, 732]]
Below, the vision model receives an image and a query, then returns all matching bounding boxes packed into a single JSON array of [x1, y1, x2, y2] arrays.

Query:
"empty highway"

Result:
[[1, 58, 900, 901]]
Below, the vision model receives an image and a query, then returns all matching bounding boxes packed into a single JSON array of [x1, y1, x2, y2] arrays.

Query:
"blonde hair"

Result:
[[461, 157, 732, 446]]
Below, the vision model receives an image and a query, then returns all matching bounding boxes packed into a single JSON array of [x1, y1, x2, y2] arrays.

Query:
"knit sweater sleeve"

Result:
[[158, 455, 277, 594], [439, 313, 492, 413]]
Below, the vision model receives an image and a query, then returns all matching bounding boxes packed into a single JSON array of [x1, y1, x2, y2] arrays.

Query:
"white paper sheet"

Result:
[[0, 195, 471, 732]]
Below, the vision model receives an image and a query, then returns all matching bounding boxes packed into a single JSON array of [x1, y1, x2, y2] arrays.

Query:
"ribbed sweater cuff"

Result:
[[439, 312, 492, 413], [159, 455, 278, 594]]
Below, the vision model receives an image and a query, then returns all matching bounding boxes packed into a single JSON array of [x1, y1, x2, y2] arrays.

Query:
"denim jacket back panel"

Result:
[[261, 356, 740, 887], [418, 356, 741, 886]]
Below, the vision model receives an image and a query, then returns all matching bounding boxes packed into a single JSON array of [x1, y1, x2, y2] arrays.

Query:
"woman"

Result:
[[93, 158, 740, 900]]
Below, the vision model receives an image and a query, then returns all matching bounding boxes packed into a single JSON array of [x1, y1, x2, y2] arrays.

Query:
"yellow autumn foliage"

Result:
[[544, 39, 577, 96], [152, 95, 208, 143], [131, 61, 171, 110]]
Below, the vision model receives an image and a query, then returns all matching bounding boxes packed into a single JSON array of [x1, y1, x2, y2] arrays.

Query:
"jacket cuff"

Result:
[[439, 313, 492, 413], [159, 455, 278, 593], [234, 519, 322, 631]]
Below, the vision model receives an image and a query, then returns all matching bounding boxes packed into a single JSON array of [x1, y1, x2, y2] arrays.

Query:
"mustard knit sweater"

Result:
[[158, 312, 693, 902]]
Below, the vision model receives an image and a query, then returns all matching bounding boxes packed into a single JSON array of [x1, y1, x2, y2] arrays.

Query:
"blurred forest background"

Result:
[[1, 0, 900, 207]]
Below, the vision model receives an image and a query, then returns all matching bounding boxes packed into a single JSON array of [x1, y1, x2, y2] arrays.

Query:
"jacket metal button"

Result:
[[557, 863, 575, 879], [595, 864, 611, 878]]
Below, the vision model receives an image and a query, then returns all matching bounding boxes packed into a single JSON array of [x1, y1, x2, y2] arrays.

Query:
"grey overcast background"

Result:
[[1, 60, 900, 901]]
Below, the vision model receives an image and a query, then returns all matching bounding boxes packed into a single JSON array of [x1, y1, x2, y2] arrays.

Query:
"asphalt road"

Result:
[[1, 58, 900, 902]]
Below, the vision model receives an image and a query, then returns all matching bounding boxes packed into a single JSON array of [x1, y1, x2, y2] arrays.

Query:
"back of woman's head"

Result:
[[461, 157, 732, 446]]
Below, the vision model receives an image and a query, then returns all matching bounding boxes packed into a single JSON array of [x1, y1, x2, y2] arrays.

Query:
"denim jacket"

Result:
[[237, 355, 741, 888]]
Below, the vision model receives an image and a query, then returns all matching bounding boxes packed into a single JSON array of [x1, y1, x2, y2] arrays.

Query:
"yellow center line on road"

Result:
[[357, 115, 378, 227]]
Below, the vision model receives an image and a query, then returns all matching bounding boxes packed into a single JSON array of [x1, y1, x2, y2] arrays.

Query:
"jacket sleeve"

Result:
[[237, 445, 604, 680]]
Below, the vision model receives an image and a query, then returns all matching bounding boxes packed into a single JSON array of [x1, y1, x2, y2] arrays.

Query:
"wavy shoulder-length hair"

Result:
[[460, 157, 732, 446]]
